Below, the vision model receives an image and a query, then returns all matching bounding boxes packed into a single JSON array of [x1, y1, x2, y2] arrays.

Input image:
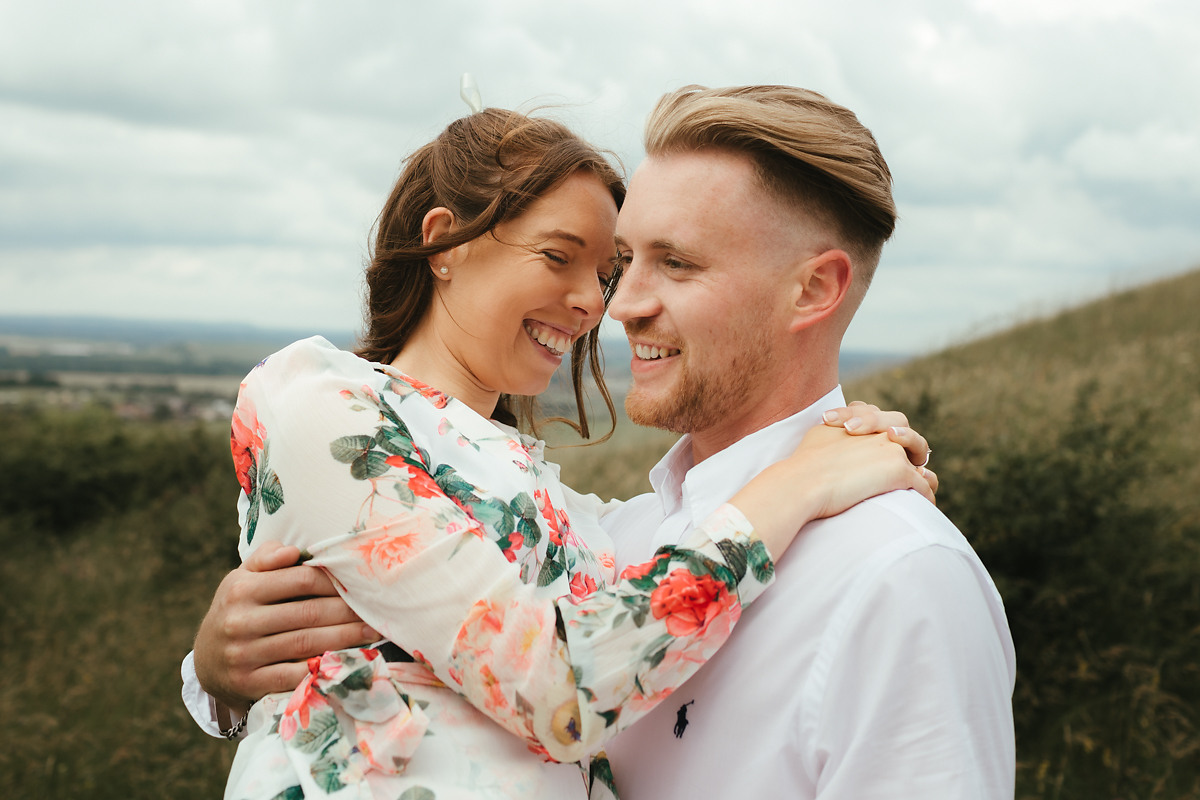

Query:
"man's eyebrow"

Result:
[[613, 235, 694, 256], [536, 229, 588, 248]]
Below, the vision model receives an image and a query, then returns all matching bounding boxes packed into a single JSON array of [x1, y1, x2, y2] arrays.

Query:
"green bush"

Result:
[[0, 405, 233, 546], [877, 384, 1200, 799]]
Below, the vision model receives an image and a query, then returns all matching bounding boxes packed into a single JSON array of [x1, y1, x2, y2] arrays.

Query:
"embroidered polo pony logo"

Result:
[[673, 701, 695, 739]]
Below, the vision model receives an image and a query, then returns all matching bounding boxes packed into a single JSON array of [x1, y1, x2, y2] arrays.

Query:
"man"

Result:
[[184, 85, 1015, 797]]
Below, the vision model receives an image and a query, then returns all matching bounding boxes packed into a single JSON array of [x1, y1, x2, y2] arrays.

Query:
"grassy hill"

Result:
[[1, 267, 1197, 798], [848, 267, 1200, 530], [845, 267, 1200, 798]]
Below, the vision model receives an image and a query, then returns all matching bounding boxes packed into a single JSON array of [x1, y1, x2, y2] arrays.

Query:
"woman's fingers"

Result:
[[883, 425, 937, 502], [822, 403, 909, 434], [921, 468, 939, 500], [887, 425, 932, 469]]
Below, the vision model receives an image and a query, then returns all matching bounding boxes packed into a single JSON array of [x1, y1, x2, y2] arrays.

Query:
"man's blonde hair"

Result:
[[644, 85, 896, 292]]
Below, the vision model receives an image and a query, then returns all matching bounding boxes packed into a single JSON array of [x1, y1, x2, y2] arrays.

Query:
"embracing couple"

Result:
[[182, 84, 1016, 799]]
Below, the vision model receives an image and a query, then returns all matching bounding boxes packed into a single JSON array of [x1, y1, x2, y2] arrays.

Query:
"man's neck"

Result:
[[688, 377, 838, 464]]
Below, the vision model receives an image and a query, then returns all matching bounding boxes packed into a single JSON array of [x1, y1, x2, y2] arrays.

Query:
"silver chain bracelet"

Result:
[[221, 710, 249, 740]]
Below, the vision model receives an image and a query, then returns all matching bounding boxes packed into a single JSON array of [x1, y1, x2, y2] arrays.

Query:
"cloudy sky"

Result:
[[2, 0, 1197, 354]]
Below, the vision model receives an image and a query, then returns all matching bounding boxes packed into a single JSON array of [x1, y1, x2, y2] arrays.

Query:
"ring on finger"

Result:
[[918, 449, 932, 468]]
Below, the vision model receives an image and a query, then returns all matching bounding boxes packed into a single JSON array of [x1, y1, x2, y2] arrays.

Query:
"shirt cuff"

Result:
[[689, 502, 776, 607], [180, 650, 226, 739]]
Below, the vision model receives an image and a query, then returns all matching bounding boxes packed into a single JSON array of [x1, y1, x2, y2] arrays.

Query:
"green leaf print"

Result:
[[290, 708, 340, 754], [309, 747, 348, 794], [643, 633, 674, 669], [431, 463, 478, 504], [672, 550, 736, 589], [268, 787, 305, 800], [619, 594, 650, 627], [375, 391, 404, 427], [260, 468, 285, 514], [245, 488, 261, 545], [511, 494, 542, 546], [715, 538, 747, 581], [625, 574, 660, 594], [509, 491, 537, 519], [376, 424, 422, 464], [469, 497, 515, 535], [339, 663, 375, 694], [330, 435, 376, 464], [537, 556, 565, 587], [747, 539, 775, 583], [399, 787, 436, 800], [350, 450, 392, 480], [391, 480, 417, 505], [596, 708, 620, 729], [517, 516, 540, 548], [590, 750, 619, 796]]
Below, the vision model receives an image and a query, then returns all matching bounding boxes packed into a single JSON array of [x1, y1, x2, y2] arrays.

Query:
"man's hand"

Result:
[[194, 541, 378, 717]]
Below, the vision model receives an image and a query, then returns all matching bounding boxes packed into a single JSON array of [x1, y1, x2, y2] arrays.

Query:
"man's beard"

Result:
[[624, 332, 774, 435]]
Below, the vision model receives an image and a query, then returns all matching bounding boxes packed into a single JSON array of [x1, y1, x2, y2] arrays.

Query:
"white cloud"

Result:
[[1, 0, 1198, 354]]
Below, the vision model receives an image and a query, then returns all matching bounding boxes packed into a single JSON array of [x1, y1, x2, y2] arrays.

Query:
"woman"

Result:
[[224, 108, 933, 799]]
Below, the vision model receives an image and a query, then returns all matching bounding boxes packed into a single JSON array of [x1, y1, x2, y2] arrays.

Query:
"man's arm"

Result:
[[183, 541, 378, 734], [812, 542, 1016, 798]]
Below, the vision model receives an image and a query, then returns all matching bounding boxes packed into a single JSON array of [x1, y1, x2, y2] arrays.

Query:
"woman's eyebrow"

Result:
[[536, 229, 588, 248]]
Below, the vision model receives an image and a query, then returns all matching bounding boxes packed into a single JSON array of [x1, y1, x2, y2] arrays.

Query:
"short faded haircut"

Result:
[[644, 85, 896, 291]]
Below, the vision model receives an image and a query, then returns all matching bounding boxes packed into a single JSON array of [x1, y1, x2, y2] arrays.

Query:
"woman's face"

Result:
[[431, 171, 619, 402]]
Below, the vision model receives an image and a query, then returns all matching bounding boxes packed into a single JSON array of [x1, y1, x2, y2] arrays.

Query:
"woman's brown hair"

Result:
[[356, 108, 624, 438]]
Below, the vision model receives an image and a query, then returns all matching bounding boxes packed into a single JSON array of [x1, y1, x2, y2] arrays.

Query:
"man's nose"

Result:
[[608, 258, 659, 322]]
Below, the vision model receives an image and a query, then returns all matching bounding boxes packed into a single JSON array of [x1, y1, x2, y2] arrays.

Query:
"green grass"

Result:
[[2, 266, 1198, 798], [0, 414, 237, 799]]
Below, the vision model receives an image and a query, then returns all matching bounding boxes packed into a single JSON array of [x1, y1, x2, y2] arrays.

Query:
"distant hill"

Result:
[[0, 315, 357, 349], [847, 264, 1200, 521], [0, 315, 906, 382]]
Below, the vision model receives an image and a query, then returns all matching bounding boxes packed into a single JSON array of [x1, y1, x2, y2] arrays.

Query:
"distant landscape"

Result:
[[2, 267, 1198, 799], [0, 314, 905, 422]]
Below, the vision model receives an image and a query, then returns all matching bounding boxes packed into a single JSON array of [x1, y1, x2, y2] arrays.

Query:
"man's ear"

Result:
[[422, 207, 461, 280], [788, 249, 853, 333]]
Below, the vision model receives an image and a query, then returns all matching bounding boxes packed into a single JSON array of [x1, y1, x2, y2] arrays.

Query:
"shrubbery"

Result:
[[949, 393, 1199, 797], [0, 404, 233, 543]]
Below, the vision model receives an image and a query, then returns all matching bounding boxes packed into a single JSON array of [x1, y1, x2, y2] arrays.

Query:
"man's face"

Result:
[[610, 149, 804, 435]]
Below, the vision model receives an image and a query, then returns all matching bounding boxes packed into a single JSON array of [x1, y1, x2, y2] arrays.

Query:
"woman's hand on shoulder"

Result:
[[822, 400, 937, 495]]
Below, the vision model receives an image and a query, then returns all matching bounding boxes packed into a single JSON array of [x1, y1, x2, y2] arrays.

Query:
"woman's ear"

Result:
[[422, 207, 459, 280], [788, 249, 853, 332]]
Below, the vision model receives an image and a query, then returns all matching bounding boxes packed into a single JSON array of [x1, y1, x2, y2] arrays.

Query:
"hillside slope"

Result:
[[849, 265, 1200, 529], [849, 266, 1200, 798]]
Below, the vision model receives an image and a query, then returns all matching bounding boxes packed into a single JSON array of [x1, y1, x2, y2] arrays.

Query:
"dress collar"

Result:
[[647, 386, 848, 526]]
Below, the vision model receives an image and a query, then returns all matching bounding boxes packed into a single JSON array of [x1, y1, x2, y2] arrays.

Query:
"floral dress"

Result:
[[224, 337, 775, 800]]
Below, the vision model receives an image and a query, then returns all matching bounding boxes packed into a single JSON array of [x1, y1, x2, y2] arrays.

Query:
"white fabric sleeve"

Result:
[[180, 650, 226, 739], [809, 545, 1016, 799]]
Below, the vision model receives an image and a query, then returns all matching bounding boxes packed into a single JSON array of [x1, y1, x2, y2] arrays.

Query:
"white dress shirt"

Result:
[[603, 386, 1017, 799]]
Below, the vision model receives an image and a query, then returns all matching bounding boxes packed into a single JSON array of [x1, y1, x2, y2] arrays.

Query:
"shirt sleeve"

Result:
[[809, 545, 1016, 799], [180, 650, 226, 739], [236, 344, 777, 763], [312, 492, 773, 764]]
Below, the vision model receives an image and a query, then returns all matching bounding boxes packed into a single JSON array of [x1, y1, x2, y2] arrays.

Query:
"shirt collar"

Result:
[[647, 385, 848, 526]]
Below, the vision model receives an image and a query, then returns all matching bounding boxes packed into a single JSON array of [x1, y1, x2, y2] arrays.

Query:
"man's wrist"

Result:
[[212, 696, 251, 740]]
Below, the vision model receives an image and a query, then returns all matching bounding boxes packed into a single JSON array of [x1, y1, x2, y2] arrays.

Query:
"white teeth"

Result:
[[524, 324, 570, 356], [634, 344, 680, 360]]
